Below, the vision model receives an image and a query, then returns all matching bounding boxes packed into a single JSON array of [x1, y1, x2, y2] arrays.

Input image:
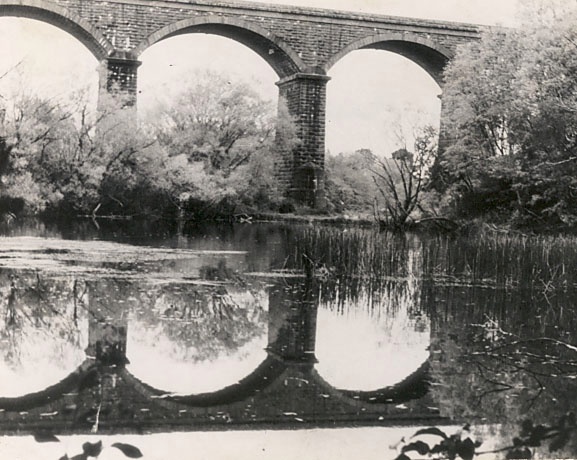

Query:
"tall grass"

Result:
[[285, 225, 577, 323], [285, 226, 423, 316], [421, 232, 577, 292]]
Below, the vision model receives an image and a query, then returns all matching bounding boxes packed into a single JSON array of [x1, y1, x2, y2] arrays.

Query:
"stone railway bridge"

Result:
[[0, 0, 482, 204]]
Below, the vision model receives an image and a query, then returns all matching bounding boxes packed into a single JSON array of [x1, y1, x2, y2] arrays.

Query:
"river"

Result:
[[0, 218, 576, 459]]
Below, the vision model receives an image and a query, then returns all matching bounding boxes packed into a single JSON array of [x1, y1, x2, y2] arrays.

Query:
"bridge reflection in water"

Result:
[[0, 264, 442, 435]]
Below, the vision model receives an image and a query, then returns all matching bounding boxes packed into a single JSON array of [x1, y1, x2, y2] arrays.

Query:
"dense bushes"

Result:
[[0, 72, 298, 220], [436, 5, 577, 227]]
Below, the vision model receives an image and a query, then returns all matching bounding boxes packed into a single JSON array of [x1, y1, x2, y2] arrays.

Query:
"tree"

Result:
[[439, 4, 577, 226], [368, 125, 438, 228], [0, 88, 155, 215], [324, 149, 380, 213], [141, 70, 299, 214], [0, 70, 298, 219]]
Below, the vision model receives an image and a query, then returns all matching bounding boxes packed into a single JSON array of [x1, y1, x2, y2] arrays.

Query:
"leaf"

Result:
[[58, 455, 69, 460], [112, 443, 144, 458], [549, 432, 570, 452], [402, 441, 430, 456], [456, 438, 476, 460], [506, 447, 532, 459], [527, 424, 549, 447], [412, 427, 448, 439], [431, 443, 448, 455], [70, 454, 88, 460], [33, 432, 60, 443], [394, 455, 411, 460], [82, 440, 103, 457]]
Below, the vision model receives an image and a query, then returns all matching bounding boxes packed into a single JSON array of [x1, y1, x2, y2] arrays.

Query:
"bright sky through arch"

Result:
[[0, 0, 520, 156]]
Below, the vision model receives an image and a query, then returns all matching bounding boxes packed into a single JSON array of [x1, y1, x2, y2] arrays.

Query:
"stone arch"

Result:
[[133, 16, 305, 79], [325, 32, 454, 86], [0, 0, 113, 60], [124, 355, 288, 407], [0, 360, 96, 412], [312, 360, 431, 407]]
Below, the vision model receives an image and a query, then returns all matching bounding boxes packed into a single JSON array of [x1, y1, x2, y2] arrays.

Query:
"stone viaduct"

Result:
[[0, 0, 482, 205]]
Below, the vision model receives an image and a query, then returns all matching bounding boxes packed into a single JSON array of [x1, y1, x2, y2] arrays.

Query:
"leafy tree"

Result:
[[0, 69, 298, 219], [324, 149, 379, 213], [439, 4, 577, 226], [0, 87, 155, 215], [143, 70, 299, 214]]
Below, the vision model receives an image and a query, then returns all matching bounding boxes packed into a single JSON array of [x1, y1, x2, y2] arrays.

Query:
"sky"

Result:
[[0, 0, 521, 156]]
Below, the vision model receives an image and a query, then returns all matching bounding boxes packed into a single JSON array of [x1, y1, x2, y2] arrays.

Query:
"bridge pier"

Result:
[[98, 56, 141, 109], [267, 277, 319, 364], [277, 73, 331, 208]]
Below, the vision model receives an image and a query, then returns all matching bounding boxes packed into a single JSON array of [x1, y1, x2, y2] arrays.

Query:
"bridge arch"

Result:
[[0, 360, 96, 412], [317, 360, 431, 406], [0, 0, 113, 60], [133, 16, 306, 79], [325, 32, 453, 86], [124, 355, 288, 407]]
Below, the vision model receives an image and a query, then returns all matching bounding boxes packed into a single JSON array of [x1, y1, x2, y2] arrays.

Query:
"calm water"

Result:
[[1, 218, 577, 457]]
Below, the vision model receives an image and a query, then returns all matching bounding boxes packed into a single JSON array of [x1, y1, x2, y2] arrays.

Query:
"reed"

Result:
[[285, 225, 577, 318]]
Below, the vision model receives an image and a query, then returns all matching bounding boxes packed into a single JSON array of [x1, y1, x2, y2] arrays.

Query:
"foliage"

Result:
[[33, 434, 143, 459], [367, 125, 438, 228], [143, 70, 300, 215], [0, 71, 299, 219], [324, 149, 379, 212], [0, 89, 154, 215], [439, 5, 577, 226], [395, 414, 577, 460], [395, 425, 480, 460]]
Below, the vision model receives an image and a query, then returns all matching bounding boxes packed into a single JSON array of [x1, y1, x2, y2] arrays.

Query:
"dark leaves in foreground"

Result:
[[82, 440, 103, 457], [515, 412, 577, 456], [412, 427, 448, 439], [33, 432, 60, 443], [70, 454, 88, 460], [401, 440, 430, 456], [396, 412, 577, 460], [394, 424, 481, 460], [111, 442, 144, 458]]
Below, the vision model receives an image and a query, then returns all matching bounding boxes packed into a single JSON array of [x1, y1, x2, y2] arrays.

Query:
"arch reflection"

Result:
[[287, 227, 431, 393], [126, 287, 269, 394], [315, 303, 430, 392]]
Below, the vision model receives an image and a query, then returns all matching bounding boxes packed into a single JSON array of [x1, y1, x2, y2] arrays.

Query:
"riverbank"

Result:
[[3, 206, 575, 237]]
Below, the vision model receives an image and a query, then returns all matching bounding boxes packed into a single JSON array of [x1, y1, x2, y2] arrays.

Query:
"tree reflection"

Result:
[[0, 270, 88, 396], [426, 281, 577, 451], [124, 262, 269, 394]]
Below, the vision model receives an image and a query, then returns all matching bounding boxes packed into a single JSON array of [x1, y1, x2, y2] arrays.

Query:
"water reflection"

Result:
[[315, 243, 430, 391], [0, 272, 88, 397], [316, 305, 430, 391], [0, 228, 437, 433], [127, 282, 269, 394], [1, 221, 577, 458]]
